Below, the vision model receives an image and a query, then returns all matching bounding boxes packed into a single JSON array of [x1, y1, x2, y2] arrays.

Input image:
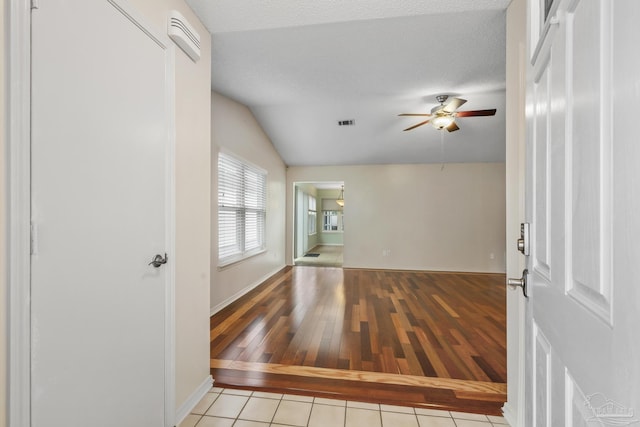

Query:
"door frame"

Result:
[[6, 1, 177, 425], [7, 1, 32, 425], [294, 186, 305, 259], [292, 181, 345, 264], [503, 0, 528, 425]]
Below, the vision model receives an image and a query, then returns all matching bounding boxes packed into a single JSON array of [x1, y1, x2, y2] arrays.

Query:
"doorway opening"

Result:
[[293, 181, 344, 267]]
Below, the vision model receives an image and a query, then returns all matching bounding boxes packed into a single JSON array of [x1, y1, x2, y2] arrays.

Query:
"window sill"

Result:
[[218, 248, 267, 271]]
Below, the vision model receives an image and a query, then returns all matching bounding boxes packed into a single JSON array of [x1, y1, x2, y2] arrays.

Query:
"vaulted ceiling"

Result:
[[186, 0, 510, 166]]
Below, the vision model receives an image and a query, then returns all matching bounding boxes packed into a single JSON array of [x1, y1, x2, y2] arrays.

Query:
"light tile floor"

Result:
[[179, 387, 509, 427]]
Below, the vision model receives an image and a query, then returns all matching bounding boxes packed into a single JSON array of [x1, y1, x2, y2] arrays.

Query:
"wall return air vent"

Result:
[[168, 10, 201, 62]]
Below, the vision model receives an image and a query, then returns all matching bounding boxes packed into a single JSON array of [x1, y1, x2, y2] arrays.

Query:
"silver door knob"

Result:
[[508, 269, 528, 298], [149, 253, 168, 268]]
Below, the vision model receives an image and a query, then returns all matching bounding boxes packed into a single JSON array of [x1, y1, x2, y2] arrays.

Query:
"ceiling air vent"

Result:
[[168, 10, 201, 62], [338, 120, 355, 126]]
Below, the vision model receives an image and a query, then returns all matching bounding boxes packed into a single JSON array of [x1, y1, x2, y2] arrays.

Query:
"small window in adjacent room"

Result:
[[308, 195, 317, 235], [218, 152, 267, 267], [322, 210, 344, 232]]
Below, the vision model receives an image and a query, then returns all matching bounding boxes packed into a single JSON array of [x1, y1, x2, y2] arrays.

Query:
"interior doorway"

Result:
[[294, 244, 343, 267], [293, 181, 344, 267]]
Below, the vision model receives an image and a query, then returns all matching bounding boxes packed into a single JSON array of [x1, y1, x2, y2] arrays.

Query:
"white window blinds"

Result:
[[218, 152, 267, 266], [308, 195, 317, 235]]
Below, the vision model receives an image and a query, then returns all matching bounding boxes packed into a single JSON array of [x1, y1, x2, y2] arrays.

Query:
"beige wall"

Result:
[[211, 92, 287, 312], [169, 1, 212, 410], [1, 0, 7, 425], [287, 163, 506, 273]]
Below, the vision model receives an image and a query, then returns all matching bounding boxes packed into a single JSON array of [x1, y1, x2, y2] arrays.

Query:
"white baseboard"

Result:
[[175, 375, 213, 425], [210, 265, 286, 316], [501, 402, 518, 427]]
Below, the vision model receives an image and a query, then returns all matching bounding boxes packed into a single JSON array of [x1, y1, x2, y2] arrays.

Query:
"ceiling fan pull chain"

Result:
[[440, 130, 445, 171]]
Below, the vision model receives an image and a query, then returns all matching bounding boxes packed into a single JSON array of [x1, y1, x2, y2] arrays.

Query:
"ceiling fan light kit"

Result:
[[399, 95, 496, 132], [431, 114, 455, 129]]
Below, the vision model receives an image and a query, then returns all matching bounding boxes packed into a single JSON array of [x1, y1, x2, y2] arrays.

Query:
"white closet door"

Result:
[[31, 1, 173, 425]]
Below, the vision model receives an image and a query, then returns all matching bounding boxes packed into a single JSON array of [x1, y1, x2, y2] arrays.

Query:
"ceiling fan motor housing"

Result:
[[431, 105, 452, 115], [435, 94, 449, 104]]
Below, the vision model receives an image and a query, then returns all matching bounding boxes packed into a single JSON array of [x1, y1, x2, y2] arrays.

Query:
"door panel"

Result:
[[533, 325, 551, 427], [533, 60, 550, 280], [565, 0, 613, 323], [525, 0, 639, 426], [31, 1, 171, 425]]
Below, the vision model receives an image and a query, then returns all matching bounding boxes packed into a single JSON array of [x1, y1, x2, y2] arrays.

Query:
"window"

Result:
[[322, 210, 344, 232], [218, 152, 266, 266], [308, 195, 317, 235]]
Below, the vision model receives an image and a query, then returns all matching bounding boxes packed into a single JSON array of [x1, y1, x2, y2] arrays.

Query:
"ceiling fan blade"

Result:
[[403, 119, 430, 131], [446, 122, 460, 132], [398, 113, 431, 117], [456, 109, 497, 117], [443, 97, 467, 113]]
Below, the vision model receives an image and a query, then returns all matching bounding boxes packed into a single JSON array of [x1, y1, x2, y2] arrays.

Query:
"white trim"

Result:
[[175, 375, 213, 425], [210, 265, 286, 316], [164, 75, 178, 427], [162, 17, 177, 427], [108, 0, 169, 49], [164, 38, 177, 427], [218, 146, 268, 176], [218, 248, 267, 270], [7, 1, 32, 426], [501, 293, 527, 427], [516, 295, 527, 427], [501, 402, 517, 426]]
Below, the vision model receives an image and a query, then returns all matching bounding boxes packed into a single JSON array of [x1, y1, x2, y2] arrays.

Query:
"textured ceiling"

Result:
[[186, 0, 510, 166]]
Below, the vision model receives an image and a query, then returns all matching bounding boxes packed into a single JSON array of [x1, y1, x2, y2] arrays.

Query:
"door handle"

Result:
[[508, 269, 528, 298], [148, 253, 168, 268]]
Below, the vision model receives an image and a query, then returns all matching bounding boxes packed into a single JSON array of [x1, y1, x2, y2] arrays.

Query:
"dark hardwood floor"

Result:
[[210, 266, 507, 415]]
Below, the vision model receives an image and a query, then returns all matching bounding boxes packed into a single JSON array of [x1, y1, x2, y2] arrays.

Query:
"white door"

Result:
[[523, 0, 640, 426], [31, 1, 172, 426]]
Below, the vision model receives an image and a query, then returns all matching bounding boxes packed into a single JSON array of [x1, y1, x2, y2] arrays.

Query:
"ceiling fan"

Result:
[[399, 95, 496, 132]]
